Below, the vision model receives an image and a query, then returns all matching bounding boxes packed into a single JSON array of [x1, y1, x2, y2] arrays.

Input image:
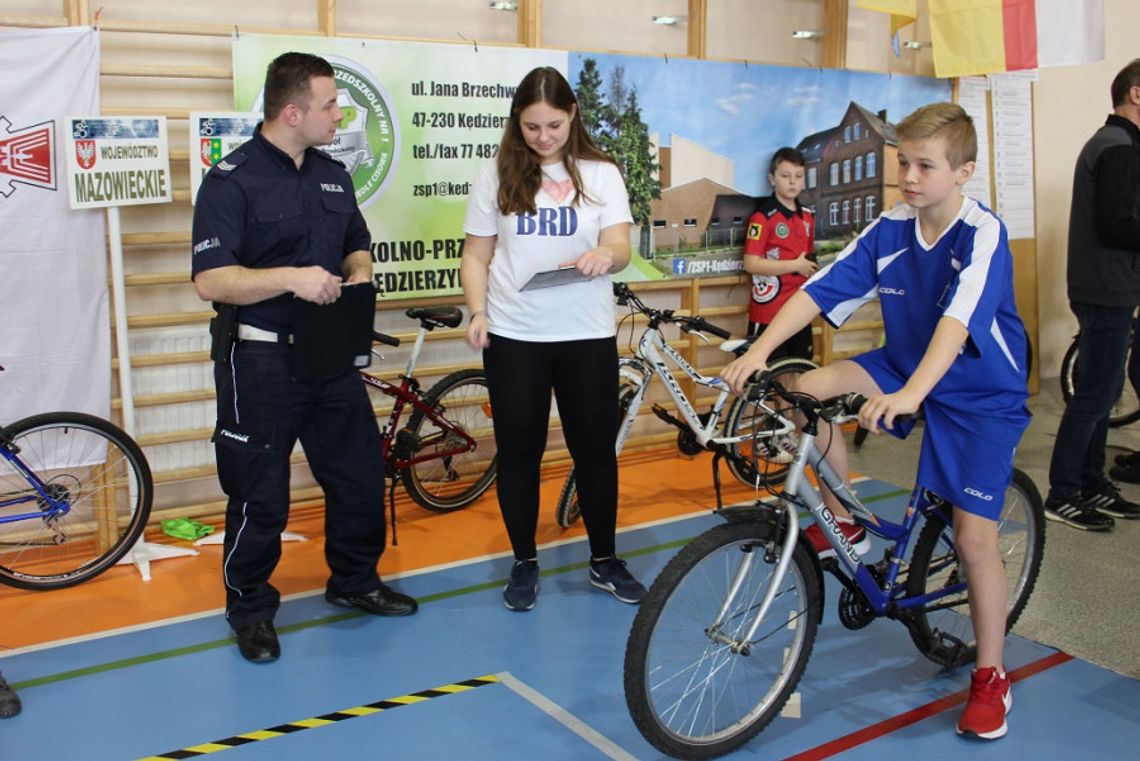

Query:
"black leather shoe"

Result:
[[0, 674, 21, 718], [325, 583, 418, 616], [234, 620, 280, 663]]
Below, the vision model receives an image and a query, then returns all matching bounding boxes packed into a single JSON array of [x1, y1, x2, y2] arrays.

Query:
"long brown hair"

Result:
[[496, 67, 617, 216]]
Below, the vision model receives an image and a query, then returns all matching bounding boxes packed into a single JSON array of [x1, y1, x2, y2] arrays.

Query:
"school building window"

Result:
[[866, 152, 876, 178], [829, 162, 838, 186], [807, 166, 817, 189], [683, 218, 697, 227], [653, 219, 667, 229], [854, 197, 862, 223], [829, 202, 838, 225], [732, 216, 744, 225], [855, 155, 863, 181], [844, 125, 851, 143], [842, 200, 850, 224], [854, 122, 862, 140], [866, 195, 876, 219], [842, 159, 851, 184], [710, 217, 720, 226]]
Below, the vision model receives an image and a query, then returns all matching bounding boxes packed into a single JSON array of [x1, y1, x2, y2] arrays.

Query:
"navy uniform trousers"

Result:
[[213, 339, 384, 631]]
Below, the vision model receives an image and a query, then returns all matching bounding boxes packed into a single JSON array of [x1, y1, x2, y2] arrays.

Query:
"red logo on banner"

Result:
[[74, 138, 96, 170], [0, 116, 56, 198]]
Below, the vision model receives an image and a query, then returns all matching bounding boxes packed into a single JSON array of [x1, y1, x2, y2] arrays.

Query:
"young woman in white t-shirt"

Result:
[[461, 66, 646, 612]]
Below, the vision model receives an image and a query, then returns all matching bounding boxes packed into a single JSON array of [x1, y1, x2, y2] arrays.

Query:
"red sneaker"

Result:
[[957, 667, 1012, 739], [803, 519, 871, 559]]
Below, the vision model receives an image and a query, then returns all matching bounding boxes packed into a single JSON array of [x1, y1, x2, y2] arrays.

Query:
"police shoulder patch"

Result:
[[311, 147, 347, 170], [208, 151, 247, 179]]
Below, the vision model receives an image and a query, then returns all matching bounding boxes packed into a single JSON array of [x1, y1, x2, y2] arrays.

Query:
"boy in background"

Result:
[[743, 147, 818, 361], [723, 103, 1030, 740]]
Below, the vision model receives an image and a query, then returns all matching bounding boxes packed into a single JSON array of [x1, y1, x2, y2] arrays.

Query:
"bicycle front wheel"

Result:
[[624, 522, 819, 760], [402, 369, 498, 512], [905, 469, 1045, 668], [723, 357, 817, 488], [0, 412, 152, 590]]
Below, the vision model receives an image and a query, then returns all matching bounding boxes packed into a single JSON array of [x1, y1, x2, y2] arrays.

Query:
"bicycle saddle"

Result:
[[405, 306, 463, 329]]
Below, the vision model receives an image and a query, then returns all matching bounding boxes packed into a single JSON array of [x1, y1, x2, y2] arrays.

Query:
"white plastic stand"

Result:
[[193, 530, 308, 546], [115, 541, 199, 582]]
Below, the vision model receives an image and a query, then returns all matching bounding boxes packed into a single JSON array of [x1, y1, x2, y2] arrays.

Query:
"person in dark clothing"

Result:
[[1045, 59, 1140, 531], [191, 52, 417, 663]]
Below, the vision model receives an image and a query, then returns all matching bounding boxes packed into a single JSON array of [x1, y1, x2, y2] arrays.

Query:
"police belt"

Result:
[[237, 324, 293, 344]]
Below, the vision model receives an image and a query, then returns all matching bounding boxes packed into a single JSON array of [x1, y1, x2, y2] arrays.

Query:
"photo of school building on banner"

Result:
[[232, 34, 564, 300], [566, 54, 950, 280]]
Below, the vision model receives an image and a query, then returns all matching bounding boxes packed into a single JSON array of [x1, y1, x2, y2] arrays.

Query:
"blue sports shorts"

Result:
[[852, 348, 1025, 520]]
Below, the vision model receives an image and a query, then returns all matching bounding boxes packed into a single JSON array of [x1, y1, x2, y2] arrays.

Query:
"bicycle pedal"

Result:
[[926, 629, 968, 668]]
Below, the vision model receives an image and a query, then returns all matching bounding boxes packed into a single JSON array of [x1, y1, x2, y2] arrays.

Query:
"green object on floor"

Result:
[[160, 518, 215, 541]]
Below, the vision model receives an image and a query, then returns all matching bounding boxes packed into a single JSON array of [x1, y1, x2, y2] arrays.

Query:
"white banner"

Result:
[[0, 27, 108, 422]]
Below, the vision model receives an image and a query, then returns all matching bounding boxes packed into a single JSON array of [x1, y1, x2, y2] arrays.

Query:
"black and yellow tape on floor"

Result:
[[137, 674, 500, 760]]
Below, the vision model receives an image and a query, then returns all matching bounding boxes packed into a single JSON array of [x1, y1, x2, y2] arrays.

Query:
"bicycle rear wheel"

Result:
[[402, 369, 498, 512], [723, 357, 817, 488], [0, 412, 152, 590], [905, 469, 1045, 668], [624, 522, 819, 760], [1060, 338, 1140, 428]]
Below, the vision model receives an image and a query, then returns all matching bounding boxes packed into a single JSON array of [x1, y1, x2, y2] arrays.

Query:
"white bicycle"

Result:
[[555, 282, 817, 528]]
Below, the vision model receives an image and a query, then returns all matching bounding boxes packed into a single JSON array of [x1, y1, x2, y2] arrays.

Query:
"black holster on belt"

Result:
[[209, 303, 239, 363]]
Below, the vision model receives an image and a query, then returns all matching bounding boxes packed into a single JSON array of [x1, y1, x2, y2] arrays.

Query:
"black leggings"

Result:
[[483, 334, 619, 560]]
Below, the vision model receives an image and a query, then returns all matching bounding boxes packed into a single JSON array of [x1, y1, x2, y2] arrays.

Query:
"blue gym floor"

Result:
[[3, 479, 1138, 760]]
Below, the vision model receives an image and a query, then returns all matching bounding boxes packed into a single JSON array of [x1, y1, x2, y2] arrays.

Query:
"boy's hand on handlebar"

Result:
[[858, 390, 921, 434], [722, 351, 769, 395], [465, 313, 490, 350]]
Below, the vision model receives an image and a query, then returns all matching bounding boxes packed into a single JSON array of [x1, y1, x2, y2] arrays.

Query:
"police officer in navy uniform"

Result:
[[191, 52, 416, 664]]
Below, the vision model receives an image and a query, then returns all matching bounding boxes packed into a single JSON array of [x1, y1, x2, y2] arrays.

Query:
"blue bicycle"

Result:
[[0, 367, 152, 590], [623, 373, 1044, 759]]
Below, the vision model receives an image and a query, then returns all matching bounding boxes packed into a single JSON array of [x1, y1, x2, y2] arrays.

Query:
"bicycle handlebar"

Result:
[[613, 282, 731, 339], [372, 330, 401, 347]]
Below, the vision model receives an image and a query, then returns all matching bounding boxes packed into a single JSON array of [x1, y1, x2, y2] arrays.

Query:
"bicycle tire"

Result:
[[904, 468, 1045, 668], [555, 366, 640, 529], [402, 369, 498, 512], [0, 412, 152, 590], [1060, 338, 1140, 428], [723, 357, 817, 488], [624, 522, 819, 760]]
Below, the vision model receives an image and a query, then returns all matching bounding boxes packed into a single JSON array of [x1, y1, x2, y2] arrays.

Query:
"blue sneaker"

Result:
[[589, 557, 647, 604], [503, 560, 539, 611]]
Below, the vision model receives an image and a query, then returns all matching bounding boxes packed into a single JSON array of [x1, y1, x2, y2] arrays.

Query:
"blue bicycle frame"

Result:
[[782, 427, 965, 615], [0, 435, 68, 525]]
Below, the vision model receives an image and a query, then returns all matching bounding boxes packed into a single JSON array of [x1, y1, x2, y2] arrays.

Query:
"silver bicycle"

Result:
[[555, 283, 816, 528]]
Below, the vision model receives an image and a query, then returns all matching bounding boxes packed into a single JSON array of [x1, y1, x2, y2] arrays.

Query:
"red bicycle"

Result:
[[364, 307, 497, 512]]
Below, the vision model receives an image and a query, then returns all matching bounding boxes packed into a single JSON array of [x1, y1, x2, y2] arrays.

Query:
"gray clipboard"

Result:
[[521, 266, 594, 291]]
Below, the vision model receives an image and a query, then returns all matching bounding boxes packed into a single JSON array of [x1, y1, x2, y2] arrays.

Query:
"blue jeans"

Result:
[[1048, 301, 1134, 500]]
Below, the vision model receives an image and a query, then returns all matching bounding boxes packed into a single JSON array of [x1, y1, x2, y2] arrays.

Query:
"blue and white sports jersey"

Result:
[[804, 198, 1029, 443]]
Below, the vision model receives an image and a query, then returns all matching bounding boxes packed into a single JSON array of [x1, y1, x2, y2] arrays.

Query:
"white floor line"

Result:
[[496, 671, 639, 761]]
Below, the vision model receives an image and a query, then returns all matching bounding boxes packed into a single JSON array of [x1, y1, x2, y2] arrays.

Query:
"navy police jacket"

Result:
[[191, 125, 371, 332]]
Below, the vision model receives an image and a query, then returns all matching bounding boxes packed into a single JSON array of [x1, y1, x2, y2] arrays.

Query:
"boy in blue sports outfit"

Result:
[[723, 102, 1030, 741]]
